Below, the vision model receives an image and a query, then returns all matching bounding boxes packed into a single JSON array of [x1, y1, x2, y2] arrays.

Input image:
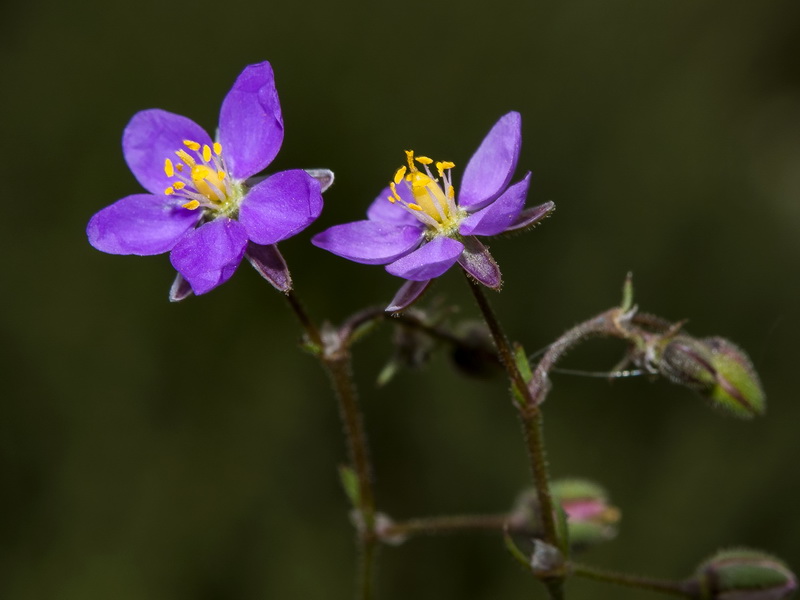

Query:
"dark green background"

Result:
[[3, 0, 799, 598]]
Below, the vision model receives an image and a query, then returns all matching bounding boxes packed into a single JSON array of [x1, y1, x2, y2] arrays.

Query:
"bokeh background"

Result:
[[3, 0, 799, 598]]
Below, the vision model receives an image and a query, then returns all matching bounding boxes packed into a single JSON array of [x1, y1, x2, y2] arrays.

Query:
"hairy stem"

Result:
[[571, 562, 697, 597], [382, 513, 508, 539], [284, 290, 377, 600], [464, 276, 563, 600]]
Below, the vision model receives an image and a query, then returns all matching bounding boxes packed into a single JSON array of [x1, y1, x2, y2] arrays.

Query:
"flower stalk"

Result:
[[570, 562, 696, 597]]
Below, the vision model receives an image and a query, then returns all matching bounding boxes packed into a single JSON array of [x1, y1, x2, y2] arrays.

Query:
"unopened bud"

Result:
[[551, 479, 620, 549], [657, 335, 765, 419], [693, 548, 797, 600], [508, 479, 619, 552]]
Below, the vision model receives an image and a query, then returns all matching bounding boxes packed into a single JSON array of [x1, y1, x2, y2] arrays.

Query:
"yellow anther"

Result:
[[387, 195, 396, 204], [415, 156, 433, 165], [183, 140, 201, 151], [173, 181, 185, 190], [213, 142, 222, 155], [164, 158, 175, 178], [202, 145, 212, 162], [448, 185, 455, 199], [217, 170, 225, 181], [176, 149, 196, 166], [165, 186, 175, 195], [408, 203, 423, 211], [393, 166, 407, 185], [182, 200, 201, 210], [176, 163, 184, 172], [436, 161, 455, 178], [389, 182, 403, 202]]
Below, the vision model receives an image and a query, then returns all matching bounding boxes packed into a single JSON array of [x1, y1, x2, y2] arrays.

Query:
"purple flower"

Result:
[[312, 112, 554, 311], [87, 61, 325, 298]]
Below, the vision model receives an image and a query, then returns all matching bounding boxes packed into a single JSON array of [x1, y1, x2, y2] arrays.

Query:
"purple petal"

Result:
[[87, 193, 201, 255], [239, 170, 323, 245], [312, 220, 423, 265], [458, 112, 521, 211], [219, 61, 284, 180], [169, 218, 248, 295], [386, 279, 433, 313], [385, 236, 464, 281], [366, 183, 420, 226], [169, 273, 194, 302], [245, 242, 292, 292], [459, 173, 531, 236], [457, 236, 502, 289], [123, 110, 213, 195], [505, 200, 556, 232]]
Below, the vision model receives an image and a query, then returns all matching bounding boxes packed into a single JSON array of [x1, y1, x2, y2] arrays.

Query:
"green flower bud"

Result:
[[694, 548, 797, 600], [657, 335, 765, 419]]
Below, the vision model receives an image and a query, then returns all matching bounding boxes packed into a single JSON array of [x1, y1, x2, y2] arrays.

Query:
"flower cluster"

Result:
[[87, 63, 551, 307]]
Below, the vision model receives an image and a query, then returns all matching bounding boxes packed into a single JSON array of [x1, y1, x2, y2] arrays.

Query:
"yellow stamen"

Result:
[[165, 186, 175, 195], [176, 163, 184, 172], [164, 158, 175, 178], [183, 139, 201, 152], [408, 203, 423, 211], [176, 149, 196, 166], [415, 156, 433, 165], [393, 166, 407, 185], [389, 182, 403, 202], [213, 142, 222, 155], [217, 170, 225, 181], [173, 181, 185, 190], [448, 185, 455, 199], [202, 145, 212, 162], [387, 195, 396, 203], [436, 161, 455, 177], [182, 200, 201, 210]]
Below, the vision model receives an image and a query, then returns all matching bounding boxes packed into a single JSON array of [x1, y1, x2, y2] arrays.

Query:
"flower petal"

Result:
[[245, 242, 292, 292], [459, 173, 531, 236], [219, 61, 284, 180], [87, 193, 201, 255], [123, 109, 213, 195], [312, 220, 423, 265], [458, 112, 521, 211], [457, 236, 502, 289], [385, 236, 464, 281], [169, 218, 248, 295], [366, 184, 420, 226], [239, 169, 323, 245], [505, 200, 556, 232], [386, 279, 433, 313]]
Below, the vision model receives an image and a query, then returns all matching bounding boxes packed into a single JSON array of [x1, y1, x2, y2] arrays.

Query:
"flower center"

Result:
[[163, 140, 244, 216], [387, 151, 465, 236]]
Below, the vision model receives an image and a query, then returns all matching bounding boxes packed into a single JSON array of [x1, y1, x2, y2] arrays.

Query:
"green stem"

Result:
[[283, 290, 377, 600], [570, 562, 697, 598]]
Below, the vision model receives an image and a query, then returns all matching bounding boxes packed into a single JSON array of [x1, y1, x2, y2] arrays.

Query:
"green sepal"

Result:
[[620, 271, 634, 313], [338, 465, 360, 508], [512, 342, 533, 407]]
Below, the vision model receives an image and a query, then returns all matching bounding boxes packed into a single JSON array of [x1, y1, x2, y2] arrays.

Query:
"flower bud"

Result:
[[551, 479, 620, 550], [693, 548, 797, 600], [508, 479, 619, 552], [657, 335, 765, 419]]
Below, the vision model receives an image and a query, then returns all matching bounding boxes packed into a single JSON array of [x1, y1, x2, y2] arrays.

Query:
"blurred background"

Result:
[[2, 0, 799, 598]]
